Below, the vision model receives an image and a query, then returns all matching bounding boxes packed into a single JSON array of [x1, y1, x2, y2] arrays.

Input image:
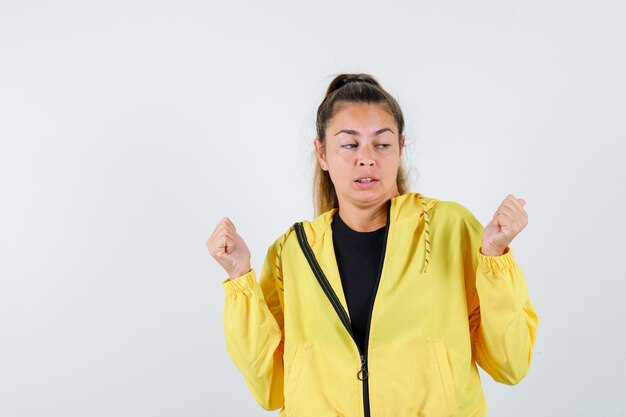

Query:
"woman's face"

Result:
[[315, 102, 404, 210]]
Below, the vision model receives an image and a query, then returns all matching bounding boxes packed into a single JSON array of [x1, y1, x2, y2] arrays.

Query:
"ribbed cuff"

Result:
[[477, 246, 516, 272], [222, 269, 256, 296]]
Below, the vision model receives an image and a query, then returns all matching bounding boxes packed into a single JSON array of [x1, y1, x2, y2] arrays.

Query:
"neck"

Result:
[[337, 200, 390, 232]]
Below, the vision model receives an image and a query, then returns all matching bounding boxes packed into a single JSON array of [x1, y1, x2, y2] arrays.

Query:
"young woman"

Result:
[[207, 74, 538, 417]]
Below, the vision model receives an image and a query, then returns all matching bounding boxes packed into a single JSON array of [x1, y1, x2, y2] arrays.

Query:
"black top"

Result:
[[331, 211, 387, 354]]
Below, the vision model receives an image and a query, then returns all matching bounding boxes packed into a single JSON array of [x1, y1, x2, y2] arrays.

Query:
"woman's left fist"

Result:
[[481, 194, 528, 256]]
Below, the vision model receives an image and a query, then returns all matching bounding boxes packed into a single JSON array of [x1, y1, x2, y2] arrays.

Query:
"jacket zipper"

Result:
[[294, 201, 391, 417]]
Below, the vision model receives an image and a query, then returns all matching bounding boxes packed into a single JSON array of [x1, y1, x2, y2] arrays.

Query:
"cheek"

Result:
[[328, 154, 351, 169], [327, 160, 352, 184], [382, 159, 401, 178]]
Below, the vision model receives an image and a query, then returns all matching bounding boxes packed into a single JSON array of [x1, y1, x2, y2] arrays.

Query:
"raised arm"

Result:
[[462, 196, 539, 385], [207, 218, 285, 410]]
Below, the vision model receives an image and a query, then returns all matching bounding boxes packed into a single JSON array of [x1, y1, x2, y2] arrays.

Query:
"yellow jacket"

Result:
[[222, 193, 538, 416]]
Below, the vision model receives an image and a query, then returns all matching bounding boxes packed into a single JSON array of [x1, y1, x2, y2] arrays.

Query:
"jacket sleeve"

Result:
[[462, 208, 539, 385], [221, 235, 286, 410]]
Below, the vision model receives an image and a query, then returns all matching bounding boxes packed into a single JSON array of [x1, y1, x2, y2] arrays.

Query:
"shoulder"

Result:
[[397, 192, 476, 221], [432, 199, 475, 219], [265, 207, 334, 257], [267, 223, 297, 254], [428, 197, 483, 231]]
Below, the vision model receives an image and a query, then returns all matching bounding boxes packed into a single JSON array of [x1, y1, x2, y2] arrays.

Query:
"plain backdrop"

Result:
[[1, 0, 625, 416]]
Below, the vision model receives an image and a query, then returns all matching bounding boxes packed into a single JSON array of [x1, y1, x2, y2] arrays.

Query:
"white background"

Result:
[[1, 0, 625, 416]]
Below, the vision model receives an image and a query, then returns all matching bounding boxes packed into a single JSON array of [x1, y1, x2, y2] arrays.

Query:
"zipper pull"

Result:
[[357, 354, 368, 381]]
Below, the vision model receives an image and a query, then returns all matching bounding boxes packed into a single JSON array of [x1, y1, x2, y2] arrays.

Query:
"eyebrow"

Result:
[[334, 128, 395, 137]]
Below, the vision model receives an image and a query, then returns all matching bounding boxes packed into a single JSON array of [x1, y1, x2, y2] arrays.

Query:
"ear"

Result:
[[399, 135, 405, 157], [313, 138, 328, 170]]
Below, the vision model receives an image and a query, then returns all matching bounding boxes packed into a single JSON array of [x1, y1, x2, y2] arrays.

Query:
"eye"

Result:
[[342, 144, 357, 149], [376, 144, 391, 149]]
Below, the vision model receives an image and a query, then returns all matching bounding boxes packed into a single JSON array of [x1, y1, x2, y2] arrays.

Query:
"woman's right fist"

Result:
[[207, 217, 251, 280]]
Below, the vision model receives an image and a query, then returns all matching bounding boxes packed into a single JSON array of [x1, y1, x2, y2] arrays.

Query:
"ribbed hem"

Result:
[[222, 269, 256, 296], [477, 246, 515, 272]]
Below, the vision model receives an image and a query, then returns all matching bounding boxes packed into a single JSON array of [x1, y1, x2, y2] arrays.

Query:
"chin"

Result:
[[350, 191, 388, 205]]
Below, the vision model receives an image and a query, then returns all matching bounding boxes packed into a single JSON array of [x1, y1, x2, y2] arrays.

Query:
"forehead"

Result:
[[329, 102, 396, 128]]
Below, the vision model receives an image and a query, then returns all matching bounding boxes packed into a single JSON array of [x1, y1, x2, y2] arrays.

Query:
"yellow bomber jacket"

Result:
[[222, 192, 538, 417]]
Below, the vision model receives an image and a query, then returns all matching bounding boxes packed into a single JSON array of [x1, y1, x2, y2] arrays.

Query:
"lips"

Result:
[[355, 177, 378, 183]]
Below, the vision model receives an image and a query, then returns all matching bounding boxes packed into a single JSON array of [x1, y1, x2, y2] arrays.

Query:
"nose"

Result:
[[358, 146, 375, 166]]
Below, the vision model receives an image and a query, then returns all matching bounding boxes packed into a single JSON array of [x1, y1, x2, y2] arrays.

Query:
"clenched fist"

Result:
[[207, 217, 251, 280], [481, 194, 528, 256]]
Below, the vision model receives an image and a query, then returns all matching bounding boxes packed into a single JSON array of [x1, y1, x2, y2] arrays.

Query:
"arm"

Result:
[[222, 236, 286, 410], [464, 210, 539, 385]]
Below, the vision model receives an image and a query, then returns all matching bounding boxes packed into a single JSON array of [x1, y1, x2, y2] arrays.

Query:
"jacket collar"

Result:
[[304, 193, 437, 247], [299, 192, 439, 313]]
